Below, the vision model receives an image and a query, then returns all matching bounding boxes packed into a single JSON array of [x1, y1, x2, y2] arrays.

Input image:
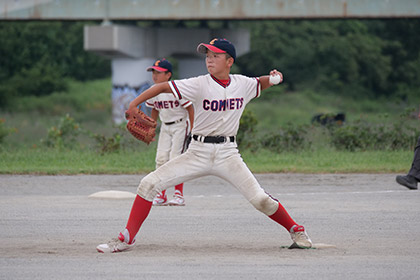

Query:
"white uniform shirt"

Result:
[[146, 92, 192, 123], [169, 74, 261, 136]]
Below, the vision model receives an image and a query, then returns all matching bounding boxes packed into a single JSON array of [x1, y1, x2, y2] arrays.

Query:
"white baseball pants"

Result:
[[137, 140, 279, 216], [155, 120, 190, 169]]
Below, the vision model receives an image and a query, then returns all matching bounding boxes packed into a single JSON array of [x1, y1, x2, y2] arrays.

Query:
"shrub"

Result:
[[0, 118, 16, 144], [237, 109, 259, 148], [91, 132, 122, 155], [261, 123, 310, 153], [330, 114, 418, 151], [329, 121, 369, 151], [43, 114, 81, 149], [41, 113, 134, 154]]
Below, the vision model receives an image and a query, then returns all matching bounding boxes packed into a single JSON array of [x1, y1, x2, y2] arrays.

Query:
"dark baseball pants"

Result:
[[408, 136, 420, 181]]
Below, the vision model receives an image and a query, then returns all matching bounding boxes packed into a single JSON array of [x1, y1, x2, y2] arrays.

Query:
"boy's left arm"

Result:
[[129, 82, 172, 110], [260, 69, 283, 90], [151, 108, 159, 122], [186, 105, 194, 129]]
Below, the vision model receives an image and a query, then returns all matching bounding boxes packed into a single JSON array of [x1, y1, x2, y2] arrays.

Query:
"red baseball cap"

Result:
[[146, 58, 172, 73], [197, 38, 236, 61]]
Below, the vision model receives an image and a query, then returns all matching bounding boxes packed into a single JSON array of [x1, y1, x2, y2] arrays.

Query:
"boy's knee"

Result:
[[155, 159, 166, 169], [137, 173, 161, 201], [155, 154, 169, 168], [249, 192, 278, 215]]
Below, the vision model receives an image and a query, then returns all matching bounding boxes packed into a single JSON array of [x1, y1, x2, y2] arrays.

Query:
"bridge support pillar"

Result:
[[84, 24, 250, 123]]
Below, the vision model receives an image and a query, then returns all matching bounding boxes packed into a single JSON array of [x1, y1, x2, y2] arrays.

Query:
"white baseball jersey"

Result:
[[146, 91, 192, 170], [146, 92, 192, 123], [169, 74, 260, 136]]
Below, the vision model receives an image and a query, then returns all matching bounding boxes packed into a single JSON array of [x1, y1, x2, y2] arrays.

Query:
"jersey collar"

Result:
[[210, 74, 231, 88]]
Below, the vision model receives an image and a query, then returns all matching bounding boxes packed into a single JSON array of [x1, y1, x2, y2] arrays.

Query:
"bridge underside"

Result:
[[1, 0, 419, 21]]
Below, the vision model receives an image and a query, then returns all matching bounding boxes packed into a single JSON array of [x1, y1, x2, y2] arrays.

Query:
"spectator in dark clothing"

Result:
[[396, 136, 420, 190]]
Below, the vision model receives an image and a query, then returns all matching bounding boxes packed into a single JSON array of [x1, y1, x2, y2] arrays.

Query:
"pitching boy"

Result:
[[145, 59, 194, 205], [97, 38, 312, 253]]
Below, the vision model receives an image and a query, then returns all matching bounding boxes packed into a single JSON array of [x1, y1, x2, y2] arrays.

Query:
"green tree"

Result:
[[235, 19, 420, 99], [0, 22, 110, 107]]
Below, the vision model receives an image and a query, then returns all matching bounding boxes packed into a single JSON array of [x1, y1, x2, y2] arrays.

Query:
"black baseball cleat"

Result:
[[396, 175, 418, 190]]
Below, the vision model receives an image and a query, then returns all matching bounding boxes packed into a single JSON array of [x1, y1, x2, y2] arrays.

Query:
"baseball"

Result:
[[269, 74, 281, 85]]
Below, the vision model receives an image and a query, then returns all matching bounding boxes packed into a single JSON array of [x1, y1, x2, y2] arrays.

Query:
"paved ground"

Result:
[[0, 173, 419, 280]]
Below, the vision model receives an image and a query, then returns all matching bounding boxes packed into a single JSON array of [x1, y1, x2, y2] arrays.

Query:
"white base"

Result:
[[313, 243, 337, 249], [88, 190, 136, 199]]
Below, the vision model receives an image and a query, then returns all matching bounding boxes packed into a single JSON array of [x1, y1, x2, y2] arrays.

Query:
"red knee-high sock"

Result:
[[174, 183, 183, 195], [161, 190, 166, 197], [268, 202, 297, 231], [124, 195, 152, 243]]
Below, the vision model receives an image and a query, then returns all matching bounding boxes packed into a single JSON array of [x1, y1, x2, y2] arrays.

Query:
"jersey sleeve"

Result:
[[145, 97, 155, 108], [234, 75, 262, 101], [254, 77, 261, 99], [181, 100, 192, 108], [168, 76, 202, 103]]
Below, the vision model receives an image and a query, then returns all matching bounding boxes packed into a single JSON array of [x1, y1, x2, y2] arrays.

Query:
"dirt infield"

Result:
[[1, 173, 419, 280]]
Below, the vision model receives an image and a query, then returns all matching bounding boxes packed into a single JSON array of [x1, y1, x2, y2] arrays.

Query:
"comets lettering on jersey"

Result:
[[146, 93, 191, 123], [153, 100, 180, 109], [168, 74, 261, 136], [203, 98, 244, 111]]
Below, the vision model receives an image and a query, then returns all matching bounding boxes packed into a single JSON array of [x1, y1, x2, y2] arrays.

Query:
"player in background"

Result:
[[396, 108, 420, 190], [396, 136, 420, 190], [145, 59, 194, 205], [97, 38, 312, 253]]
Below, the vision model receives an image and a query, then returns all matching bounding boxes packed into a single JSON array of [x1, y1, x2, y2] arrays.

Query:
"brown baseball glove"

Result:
[[125, 107, 157, 144]]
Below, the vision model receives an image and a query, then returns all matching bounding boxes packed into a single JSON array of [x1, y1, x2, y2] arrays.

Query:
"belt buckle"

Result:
[[222, 136, 227, 143]]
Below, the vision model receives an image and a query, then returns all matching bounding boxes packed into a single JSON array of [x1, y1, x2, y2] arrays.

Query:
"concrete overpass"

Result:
[[1, 0, 420, 20], [2, 0, 419, 123]]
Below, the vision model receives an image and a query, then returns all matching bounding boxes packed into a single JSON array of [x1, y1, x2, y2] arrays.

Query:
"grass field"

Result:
[[0, 78, 418, 174], [0, 147, 412, 175]]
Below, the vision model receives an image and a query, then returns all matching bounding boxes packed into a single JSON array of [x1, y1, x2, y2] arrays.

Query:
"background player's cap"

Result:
[[197, 38, 236, 61], [146, 58, 172, 73]]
